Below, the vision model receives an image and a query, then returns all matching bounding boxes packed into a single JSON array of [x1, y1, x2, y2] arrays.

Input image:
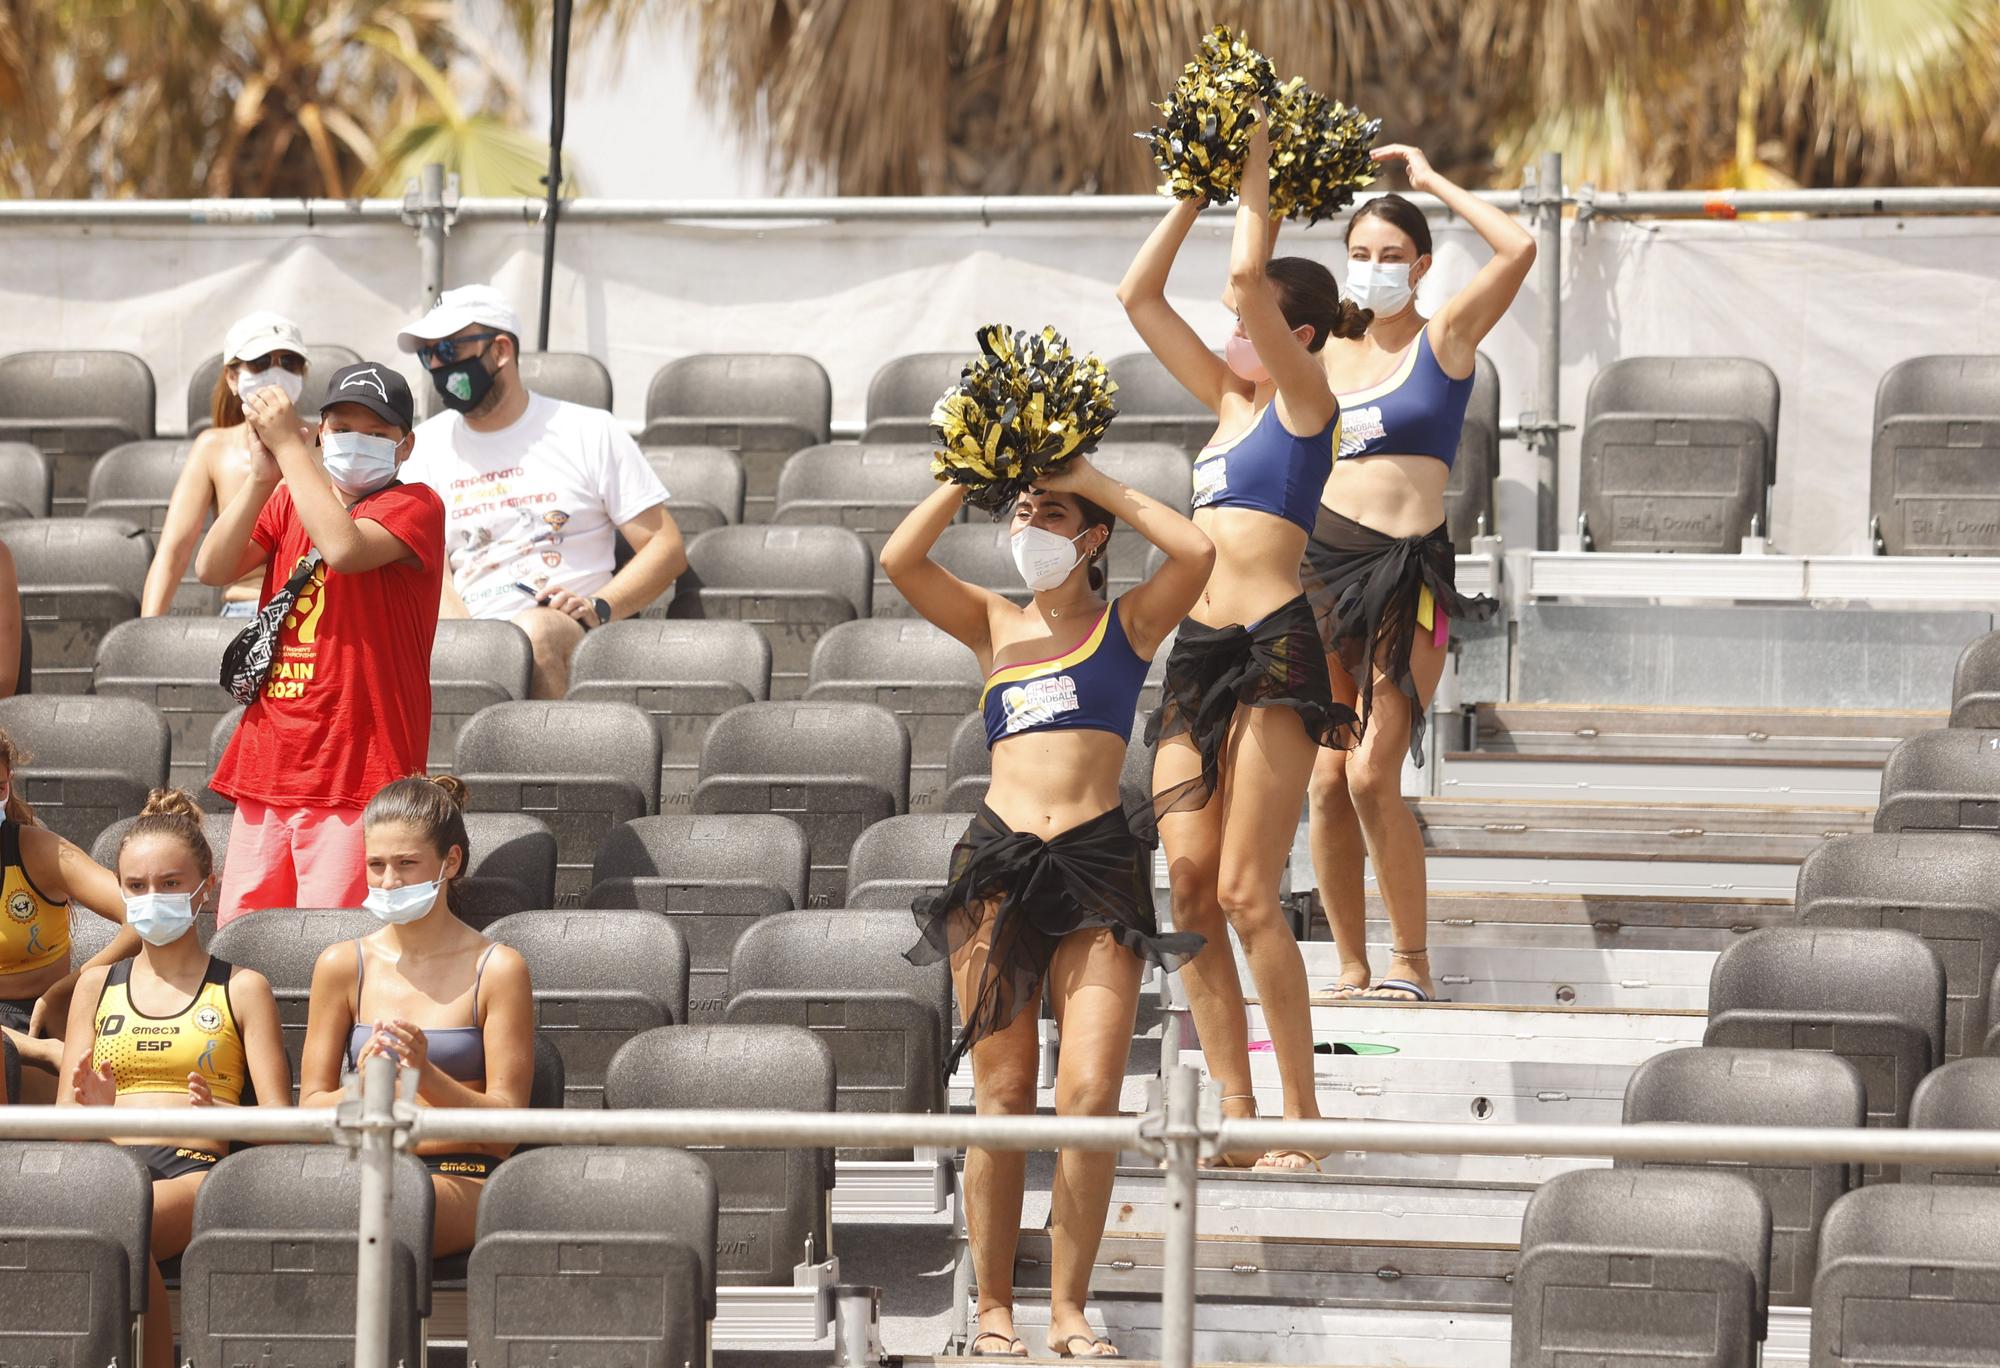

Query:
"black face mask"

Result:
[[430, 350, 498, 413]]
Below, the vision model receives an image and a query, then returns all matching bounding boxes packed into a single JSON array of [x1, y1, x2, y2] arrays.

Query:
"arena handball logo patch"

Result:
[[194, 1005, 223, 1035], [6, 890, 33, 923]]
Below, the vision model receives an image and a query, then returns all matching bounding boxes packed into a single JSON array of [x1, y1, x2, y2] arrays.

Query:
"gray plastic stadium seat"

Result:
[[1904, 1057, 2000, 1186], [0, 695, 167, 848], [1514, 1167, 1770, 1368], [846, 812, 967, 909], [644, 445, 746, 538], [0, 442, 51, 518], [588, 814, 809, 1022], [726, 909, 948, 1158], [1104, 351, 1214, 453], [1950, 630, 2000, 727], [0, 351, 156, 516], [1443, 353, 1501, 551], [517, 351, 613, 410], [84, 441, 216, 611], [454, 701, 661, 906], [204, 704, 243, 811], [669, 525, 871, 699], [184, 345, 361, 434], [860, 352, 968, 445], [605, 1025, 836, 1286], [1703, 928, 1944, 1161], [773, 443, 951, 576], [180, 1145, 434, 1364], [640, 354, 833, 522], [1, 1032, 13, 1102], [567, 618, 771, 812], [486, 910, 689, 1108], [1872, 729, 2000, 834], [1868, 355, 2000, 557], [429, 619, 533, 771], [1091, 443, 1194, 594], [805, 618, 978, 811], [0, 517, 149, 692], [0, 1141, 151, 1359], [876, 521, 1024, 618], [459, 812, 560, 929], [529, 1030, 566, 1109], [1797, 832, 2000, 1061], [1810, 1184, 2000, 1365], [467, 1145, 715, 1361], [92, 615, 238, 793], [1620, 1047, 1861, 1309], [944, 713, 990, 812], [1578, 356, 1779, 553], [694, 702, 908, 905], [210, 908, 378, 1094]]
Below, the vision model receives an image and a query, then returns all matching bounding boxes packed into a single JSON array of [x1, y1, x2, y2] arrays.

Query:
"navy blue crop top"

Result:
[[981, 599, 1149, 747], [1335, 328, 1474, 468], [1190, 402, 1336, 534]]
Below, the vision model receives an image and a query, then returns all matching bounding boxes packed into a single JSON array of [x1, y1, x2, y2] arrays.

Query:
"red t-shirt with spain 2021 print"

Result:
[[209, 480, 446, 810]]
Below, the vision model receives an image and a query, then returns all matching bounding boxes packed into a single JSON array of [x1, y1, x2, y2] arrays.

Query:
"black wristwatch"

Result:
[[590, 596, 613, 630]]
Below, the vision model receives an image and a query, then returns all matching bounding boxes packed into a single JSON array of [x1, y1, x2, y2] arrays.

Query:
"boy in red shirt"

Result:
[[197, 362, 445, 925]]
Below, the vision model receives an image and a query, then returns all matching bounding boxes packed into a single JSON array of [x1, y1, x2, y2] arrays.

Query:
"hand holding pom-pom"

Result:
[[930, 325, 1120, 515], [1135, 26, 1277, 207]]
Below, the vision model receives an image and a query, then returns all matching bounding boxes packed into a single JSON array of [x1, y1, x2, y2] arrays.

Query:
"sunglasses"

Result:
[[417, 331, 503, 366], [239, 351, 307, 373]]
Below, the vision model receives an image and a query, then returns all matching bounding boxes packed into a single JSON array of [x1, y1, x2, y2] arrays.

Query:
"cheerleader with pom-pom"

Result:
[[1118, 105, 1365, 1173], [883, 453, 1211, 1359]]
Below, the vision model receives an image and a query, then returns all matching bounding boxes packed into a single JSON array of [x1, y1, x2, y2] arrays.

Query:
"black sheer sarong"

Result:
[[907, 804, 1202, 1081], [1141, 591, 1358, 820], [1303, 506, 1496, 766]]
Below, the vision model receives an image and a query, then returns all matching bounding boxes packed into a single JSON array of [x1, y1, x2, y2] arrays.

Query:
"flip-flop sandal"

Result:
[[1358, 979, 1432, 1002], [1052, 1333, 1123, 1358], [1311, 981, 1371, 1003], [1252, 1148, 1327, 1175], [969, 1330, 1028, 1358]]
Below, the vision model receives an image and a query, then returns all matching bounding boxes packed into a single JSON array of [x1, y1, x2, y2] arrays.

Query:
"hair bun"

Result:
[[429, 774, 469, 810], [140, 787, 204, 821]]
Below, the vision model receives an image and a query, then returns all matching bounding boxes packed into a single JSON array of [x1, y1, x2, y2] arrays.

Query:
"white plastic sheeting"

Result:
[[0, 211, 1995, 555]]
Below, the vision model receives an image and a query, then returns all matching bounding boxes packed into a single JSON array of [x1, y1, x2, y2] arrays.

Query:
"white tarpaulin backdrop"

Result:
[[1, 210, 1996, 555]]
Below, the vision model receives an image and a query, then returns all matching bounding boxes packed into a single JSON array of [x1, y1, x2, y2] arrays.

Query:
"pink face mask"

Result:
[[1224, 333, 1268, 384]]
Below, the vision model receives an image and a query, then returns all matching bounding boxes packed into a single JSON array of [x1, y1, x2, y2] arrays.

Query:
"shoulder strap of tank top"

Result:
[[201, 955, 232, 990], [1, 819, 20, 871], [106, 956, 133, 990], [469, 942, 498, 1025], [351, 937, 368, 1015]]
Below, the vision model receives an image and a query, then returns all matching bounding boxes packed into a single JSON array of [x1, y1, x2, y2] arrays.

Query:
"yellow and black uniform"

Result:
[[92, 956, 247, 1180], [0, 820, 68, 1030]]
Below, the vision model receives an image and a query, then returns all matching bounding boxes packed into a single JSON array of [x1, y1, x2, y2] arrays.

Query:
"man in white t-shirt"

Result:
[[397, 285, 686, 697]]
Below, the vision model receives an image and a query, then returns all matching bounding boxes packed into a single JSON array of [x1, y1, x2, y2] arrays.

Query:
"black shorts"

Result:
[[0, 996, 34, 1032], [421, 1152, 498, 1180], [132, 1145, 223, 1181]]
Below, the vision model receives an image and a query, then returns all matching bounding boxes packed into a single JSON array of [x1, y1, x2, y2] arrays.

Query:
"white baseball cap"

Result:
[[222, 311, 306, 365], [397, 284, 524, 353]]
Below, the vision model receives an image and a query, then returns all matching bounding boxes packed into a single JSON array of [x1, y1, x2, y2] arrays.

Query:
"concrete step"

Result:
[[1181, 1048, 1632, 1127], [1239, 1000, 1705, 1064], [1106, 1166, 1533, 1244], [1437, 752, 1883, 805]]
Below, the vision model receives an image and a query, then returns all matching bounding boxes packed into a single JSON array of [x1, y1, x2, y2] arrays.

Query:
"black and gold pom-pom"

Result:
[[1134, 26, 1277, 206], [1267, 77, 1383, 225], [930, 325, 1119, 515]]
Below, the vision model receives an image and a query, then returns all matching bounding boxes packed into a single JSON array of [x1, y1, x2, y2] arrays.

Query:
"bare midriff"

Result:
[[986, 730, 1131, 839], [0, 957, 65, 1004], [1189, 505, 1311, 629], [1322, 451, 1450, 539], [108, 1090, 231, 1155]]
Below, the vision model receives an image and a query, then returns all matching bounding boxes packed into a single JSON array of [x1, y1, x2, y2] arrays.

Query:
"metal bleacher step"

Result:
[[1465, 701, 1937, 763], [1244, 1000, 1706, 1063], [1225, 937, 1718, 1010], [1438, 751, 1886, 805]]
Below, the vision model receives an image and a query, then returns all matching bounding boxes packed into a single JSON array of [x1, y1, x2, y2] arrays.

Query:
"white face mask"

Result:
[[364, 879, 440, 925], [124, 881, 205, 947], [1346, 260, 1416, 316], [1010, 523, 1093, 593], [235, 365, 305, 405], [322, 430, 401, 496]]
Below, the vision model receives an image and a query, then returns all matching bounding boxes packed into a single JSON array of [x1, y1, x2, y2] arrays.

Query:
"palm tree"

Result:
[[658, 0, 2000, 194], [0, 0, 560, 198]]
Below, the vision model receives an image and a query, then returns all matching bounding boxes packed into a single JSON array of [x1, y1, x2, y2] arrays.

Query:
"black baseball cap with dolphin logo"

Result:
[[320, 362, 416, 431]]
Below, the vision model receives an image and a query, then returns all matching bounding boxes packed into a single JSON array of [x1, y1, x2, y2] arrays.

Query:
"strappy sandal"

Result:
[[969, 1329, 1028, 1357], [1252, 1147, 1327, 1174], [1358, 947, 1433, 1003], [1202, 1092, 1264, 1169], [1051, 1332, 1123, 1358]]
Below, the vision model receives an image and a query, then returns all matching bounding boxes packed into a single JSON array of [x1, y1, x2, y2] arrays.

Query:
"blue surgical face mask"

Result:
[[364, 879, 440, 925], [321, 429, 401, 496], [124, 881, 205, 947]]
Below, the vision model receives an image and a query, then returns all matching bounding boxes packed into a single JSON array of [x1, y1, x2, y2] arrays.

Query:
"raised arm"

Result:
[[1117, 200, 1234, 414], [879, 483, 1002, 659], [1230, 115, 1336, 435], [244, 390, 419, 575], [1377, 145, 1536, 376], [195, 431, 277, 586], [1034, 456, 1212, 659], [142, 435, 221, 616]]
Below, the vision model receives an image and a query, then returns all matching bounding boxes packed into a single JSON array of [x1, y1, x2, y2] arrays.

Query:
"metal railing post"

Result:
[[351, 1053, 399, 1368], [414, 163, 449, 312], [1533, 150, 1565, 551], [1158, 1063, 1201, 1368]]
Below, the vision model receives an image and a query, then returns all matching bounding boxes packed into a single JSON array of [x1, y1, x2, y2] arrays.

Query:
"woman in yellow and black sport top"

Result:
[[0, 727, 136, 1100], [1304, 144, 1535, 1003], [58, 788, 289, 1368]]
